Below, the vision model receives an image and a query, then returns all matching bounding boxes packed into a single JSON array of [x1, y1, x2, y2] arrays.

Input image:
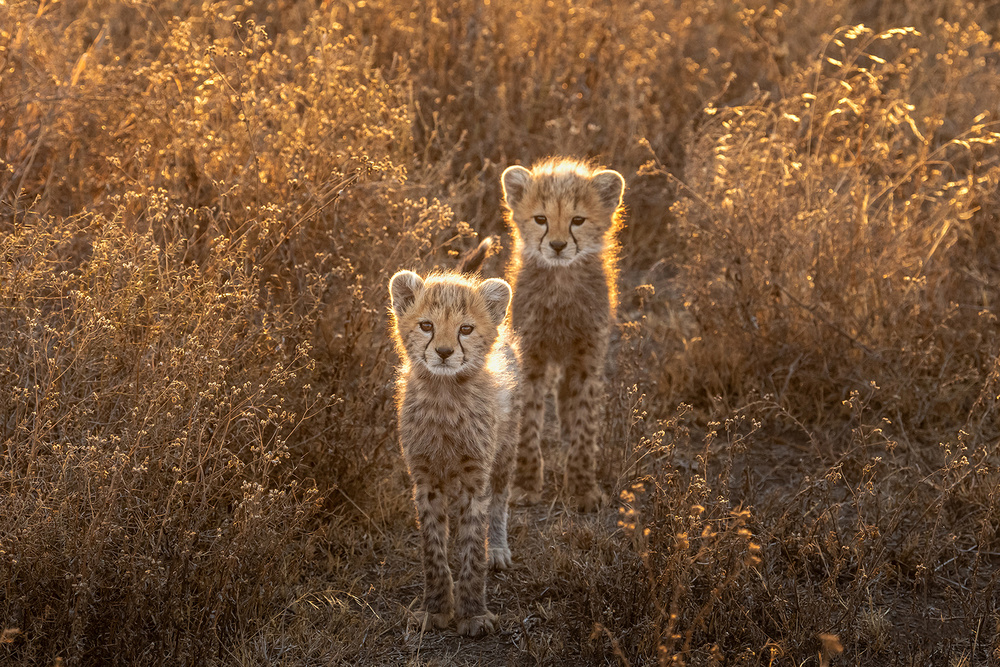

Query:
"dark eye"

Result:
[[571, 216, 586, 226], [459, 324, 474, 335], [419, 321, 433, 332], [533, 215, 547, 225]]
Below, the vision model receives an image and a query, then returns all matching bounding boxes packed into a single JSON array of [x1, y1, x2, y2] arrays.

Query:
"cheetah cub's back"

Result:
[[501, 157, 625, 511], [389, 270, 521, 637]]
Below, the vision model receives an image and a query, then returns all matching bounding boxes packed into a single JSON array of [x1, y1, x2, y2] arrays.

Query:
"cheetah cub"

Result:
[[501, 157, 625, 512], [389, 269, 521, 637]]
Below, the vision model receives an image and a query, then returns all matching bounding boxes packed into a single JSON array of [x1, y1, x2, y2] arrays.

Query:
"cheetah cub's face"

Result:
[[389, 271, 512, 377], [502, 159, 625, 266]]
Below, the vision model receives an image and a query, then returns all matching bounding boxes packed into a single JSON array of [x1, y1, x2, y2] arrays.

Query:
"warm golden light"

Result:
[[2, 0, 999, 663]]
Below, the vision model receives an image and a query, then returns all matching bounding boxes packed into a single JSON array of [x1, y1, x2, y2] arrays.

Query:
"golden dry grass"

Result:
[[3, 0, 1000, 664]]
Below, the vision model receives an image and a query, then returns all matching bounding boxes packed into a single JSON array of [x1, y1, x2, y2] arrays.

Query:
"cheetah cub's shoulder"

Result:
[[501, 157, 625, 512], [389, 270, 521, 637]]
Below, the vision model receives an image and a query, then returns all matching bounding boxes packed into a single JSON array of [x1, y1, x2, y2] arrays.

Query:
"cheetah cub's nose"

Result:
[[549, 240, 567, 253], [435, 346, 454, 360]]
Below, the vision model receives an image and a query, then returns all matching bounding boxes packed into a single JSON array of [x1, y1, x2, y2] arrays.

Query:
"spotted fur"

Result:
[[501, 157, 625, 511], [389, 270, 521, 636]]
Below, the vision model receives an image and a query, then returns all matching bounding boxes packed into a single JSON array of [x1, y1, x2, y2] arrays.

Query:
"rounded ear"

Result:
[[477, 278, 512, 326], [389, 270, 424, 319], [592, 169, 625, 210], [501, 165, 532, 208]]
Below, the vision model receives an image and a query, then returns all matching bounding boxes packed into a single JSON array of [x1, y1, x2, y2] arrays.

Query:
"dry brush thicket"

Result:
[[2, 0, 1000, 665]]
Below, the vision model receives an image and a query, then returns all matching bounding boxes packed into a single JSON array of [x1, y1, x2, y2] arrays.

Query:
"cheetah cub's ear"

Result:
[[389, 270, 424, 320], [592, 169, 626, 211], [477, 278, 512, 327], [501, 165, 532, 208]]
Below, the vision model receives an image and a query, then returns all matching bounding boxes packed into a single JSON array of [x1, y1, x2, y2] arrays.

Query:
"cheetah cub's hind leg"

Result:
[[487, 499, 512, 570], [487, 379, 519, 569], [487, 478, 513, 570]]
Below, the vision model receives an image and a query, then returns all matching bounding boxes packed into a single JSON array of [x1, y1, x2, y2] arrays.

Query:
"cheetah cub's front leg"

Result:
[[413, 483, 453, 630], [454, 483, 497, 636], [512, 357, 546, 503], [559, 361, 608, 512]]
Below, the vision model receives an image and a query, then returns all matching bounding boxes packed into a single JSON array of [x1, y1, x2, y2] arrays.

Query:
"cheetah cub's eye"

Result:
[[571, 216, 586, 226], [533, 215, 547, 225], [459, 324, 474, 335], [418, 321, 433, 332]]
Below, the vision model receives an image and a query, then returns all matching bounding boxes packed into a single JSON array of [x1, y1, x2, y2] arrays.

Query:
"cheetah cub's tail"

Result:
[[458, 236, 493, 275]]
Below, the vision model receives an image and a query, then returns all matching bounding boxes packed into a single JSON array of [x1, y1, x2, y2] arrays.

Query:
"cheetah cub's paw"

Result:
[[457, 611, 498, 637], [510, 486, 541, 505], [413, 610, 452, 632], [488, 546, 512, 570], [513, 454, 544, 504], [575, 485, 608, 513]]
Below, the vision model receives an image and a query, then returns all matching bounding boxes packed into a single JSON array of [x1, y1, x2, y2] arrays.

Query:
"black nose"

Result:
[[435, 346, 453, 360], [549, 240, 567, 253]]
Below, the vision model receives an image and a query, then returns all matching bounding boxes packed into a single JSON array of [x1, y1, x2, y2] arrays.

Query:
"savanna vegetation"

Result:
[[3, 0, 1000, 664]]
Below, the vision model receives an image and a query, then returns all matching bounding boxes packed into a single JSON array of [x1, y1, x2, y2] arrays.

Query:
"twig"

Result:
[[337, 487, 387, 541], [772, 280, 878, 358], [209, 52, 262, 209]]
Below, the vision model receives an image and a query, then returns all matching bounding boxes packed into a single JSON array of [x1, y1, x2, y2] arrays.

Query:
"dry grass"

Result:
[[3, 0, 1000, 664]]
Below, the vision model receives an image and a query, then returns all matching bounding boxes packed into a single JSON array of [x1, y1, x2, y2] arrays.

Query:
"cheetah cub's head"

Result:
[[389, 271, 512, 378], [502, 158, 625, 267]]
